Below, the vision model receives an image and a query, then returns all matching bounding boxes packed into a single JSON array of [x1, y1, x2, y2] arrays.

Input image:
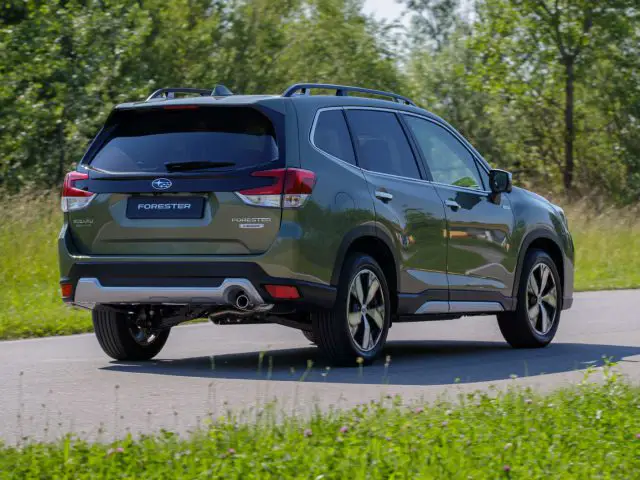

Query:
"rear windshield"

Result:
[[89, 107, 279, 173]]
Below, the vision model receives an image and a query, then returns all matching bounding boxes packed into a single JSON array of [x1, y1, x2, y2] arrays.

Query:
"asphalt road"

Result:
[[1, 290, 639, 444]]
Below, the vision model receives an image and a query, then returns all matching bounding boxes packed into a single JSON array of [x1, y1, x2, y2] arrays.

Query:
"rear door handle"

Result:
[[445, 199, 461, 211], [375, 190, 393, 202]]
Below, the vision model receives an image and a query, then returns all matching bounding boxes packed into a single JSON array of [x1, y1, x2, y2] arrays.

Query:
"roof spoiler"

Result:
[[145, 85, 234, 102]]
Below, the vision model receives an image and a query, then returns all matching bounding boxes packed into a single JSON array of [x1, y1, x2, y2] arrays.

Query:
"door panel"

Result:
[[343, 109, 448, 300], [436, 185, 515, 299], [363, 171, 449, 295], [401, 113, 516, 302]]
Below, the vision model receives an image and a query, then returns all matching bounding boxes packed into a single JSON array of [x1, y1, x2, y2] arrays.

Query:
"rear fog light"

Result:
[[264, 285, 300, 300]]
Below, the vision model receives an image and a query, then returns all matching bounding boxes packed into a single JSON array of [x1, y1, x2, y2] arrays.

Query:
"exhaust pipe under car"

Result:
[[235, 292, 251, 310]]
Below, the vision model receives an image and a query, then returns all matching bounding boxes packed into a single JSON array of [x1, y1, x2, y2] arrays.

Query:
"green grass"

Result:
[[0, 194, 639, 340], [1, 371, 639, 478], [570, 203, 640, 291], [0, 194, 91, 340]]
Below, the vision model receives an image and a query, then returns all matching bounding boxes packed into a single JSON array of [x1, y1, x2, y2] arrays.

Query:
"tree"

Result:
[[0, 0, 402, 191], [402, 0, 461, 51], [473, 0, 638, 196]]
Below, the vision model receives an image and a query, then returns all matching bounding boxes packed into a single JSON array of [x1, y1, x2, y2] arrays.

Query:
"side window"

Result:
[[313, 109, 356, 165], [404, 115, 484, 190], [345, 110, 421, 180]]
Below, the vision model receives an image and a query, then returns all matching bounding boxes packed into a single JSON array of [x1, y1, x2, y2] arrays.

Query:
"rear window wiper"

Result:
[[164, 161, 236, 172]]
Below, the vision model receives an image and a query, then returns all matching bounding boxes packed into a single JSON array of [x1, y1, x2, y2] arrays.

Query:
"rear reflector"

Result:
[[236, 168, 316, 208], [60, 283, 73, 298], [264, 284, 300, 300], [61, 171, 96, 212]]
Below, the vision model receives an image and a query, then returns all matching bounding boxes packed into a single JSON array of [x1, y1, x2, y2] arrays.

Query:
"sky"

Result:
[[364, 0, 475, 24], [363, 0, 406, 23]]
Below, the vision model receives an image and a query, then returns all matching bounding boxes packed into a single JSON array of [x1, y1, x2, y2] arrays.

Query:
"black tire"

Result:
[[301, 329, 316, 344], [498, 250, 562, 348], [311, 253, 391, 366], [93, 307, 170, 361]]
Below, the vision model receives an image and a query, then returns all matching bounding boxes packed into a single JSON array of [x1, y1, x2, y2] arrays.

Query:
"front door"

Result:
[[401, 114, 515, 311]]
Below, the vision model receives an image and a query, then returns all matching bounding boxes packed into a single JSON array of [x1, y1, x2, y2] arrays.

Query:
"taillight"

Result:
[[61, 171, 96, 212], [236, 168, 316, 208], [60, 282, 73, 298]]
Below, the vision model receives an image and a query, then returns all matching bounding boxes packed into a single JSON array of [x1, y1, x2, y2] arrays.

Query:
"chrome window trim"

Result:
[[359, 167, 440, 188], [428, 181, 491, 196]]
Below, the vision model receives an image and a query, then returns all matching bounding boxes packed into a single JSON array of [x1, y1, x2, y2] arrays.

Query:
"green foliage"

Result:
[[1, 377, 639, 478], [0, 0, 402, 191], [0, 0, 154, 189], [404, 0, 640, 202], [1, 0, 638, 203]]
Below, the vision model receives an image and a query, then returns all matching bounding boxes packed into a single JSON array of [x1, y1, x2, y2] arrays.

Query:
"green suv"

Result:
[[58, 83, 574, 365]]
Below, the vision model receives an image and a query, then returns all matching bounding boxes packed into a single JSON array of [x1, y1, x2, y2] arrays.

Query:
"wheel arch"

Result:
[[331, 225, 399, 313], [513, 229, 565, 299]]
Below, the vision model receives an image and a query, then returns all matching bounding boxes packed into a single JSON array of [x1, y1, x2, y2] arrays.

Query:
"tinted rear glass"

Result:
[[89, 107, 278, 173], [313, 110, 356, 165]]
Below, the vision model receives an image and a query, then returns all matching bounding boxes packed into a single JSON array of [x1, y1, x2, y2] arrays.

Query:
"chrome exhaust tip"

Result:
[[235, 293, 251, 310]]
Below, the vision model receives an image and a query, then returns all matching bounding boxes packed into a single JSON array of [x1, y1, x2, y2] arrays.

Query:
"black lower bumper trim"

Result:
[[63, 261, 336, 309]]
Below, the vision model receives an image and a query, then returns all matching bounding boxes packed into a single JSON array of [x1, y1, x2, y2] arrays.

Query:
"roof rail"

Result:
[[282, 83, 416, 107], [145, 85, 233, 102]]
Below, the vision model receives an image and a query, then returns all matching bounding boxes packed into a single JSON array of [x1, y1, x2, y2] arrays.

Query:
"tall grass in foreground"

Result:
[[1, 370, 639, 478], [0, 194, 639, 340]]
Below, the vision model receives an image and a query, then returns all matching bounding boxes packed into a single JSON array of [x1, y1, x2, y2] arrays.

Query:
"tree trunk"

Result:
[[57, 122, 65, 183], [563, 58, 575, 195]]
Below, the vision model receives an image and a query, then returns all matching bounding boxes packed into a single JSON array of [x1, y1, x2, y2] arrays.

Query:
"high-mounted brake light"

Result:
[[61, 171, 96, 212], [236, 168, 316, 208], [163, 105, 200, 110]]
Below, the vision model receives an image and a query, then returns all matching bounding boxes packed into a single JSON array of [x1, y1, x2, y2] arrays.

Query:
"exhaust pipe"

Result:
[[235, 292, 251, 310]]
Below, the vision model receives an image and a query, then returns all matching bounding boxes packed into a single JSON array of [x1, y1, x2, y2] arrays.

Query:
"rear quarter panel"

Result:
[[265, 102, 376, 287]]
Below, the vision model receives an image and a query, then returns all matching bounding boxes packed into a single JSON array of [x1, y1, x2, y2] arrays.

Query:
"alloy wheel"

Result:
[[346, 269, 386, 352], [526, 263, 558, 335]]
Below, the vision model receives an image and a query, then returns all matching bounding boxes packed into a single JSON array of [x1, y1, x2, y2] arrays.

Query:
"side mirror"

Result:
[[489, 169, 512, 194]]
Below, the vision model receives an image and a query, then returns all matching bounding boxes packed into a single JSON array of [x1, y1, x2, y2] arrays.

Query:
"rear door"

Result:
[[344, 108, 449, 308], [69, 104, 287, 255]]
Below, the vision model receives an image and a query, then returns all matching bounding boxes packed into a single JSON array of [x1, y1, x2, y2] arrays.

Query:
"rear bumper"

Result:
[[73, 277, 267, 309], [60, 260, 336, 310]]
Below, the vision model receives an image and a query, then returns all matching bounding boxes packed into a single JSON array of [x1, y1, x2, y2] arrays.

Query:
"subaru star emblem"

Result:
[[151, 178, 172, 190]]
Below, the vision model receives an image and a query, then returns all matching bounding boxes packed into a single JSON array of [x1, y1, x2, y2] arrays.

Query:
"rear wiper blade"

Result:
[[164, 161, 236, 172]]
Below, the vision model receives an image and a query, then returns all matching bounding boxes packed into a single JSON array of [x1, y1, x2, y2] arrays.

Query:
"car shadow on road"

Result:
[[101, 340, 640, 386]]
